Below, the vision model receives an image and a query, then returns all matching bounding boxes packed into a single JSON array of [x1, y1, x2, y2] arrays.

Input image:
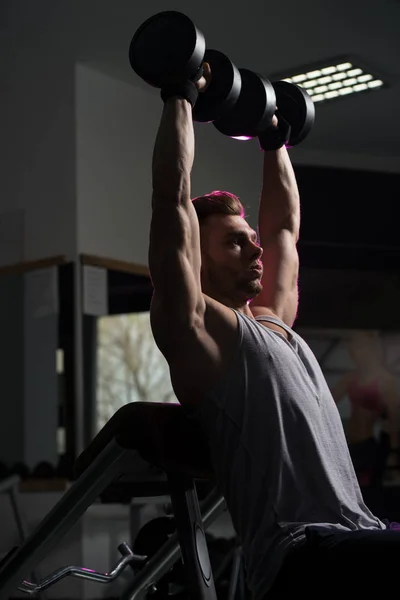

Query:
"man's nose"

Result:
[[250, 241, 263, 259]]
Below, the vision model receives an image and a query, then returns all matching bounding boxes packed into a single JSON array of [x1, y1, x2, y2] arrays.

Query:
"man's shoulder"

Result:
[[150, 292, 237, 342], [151, 294, 240, 406]]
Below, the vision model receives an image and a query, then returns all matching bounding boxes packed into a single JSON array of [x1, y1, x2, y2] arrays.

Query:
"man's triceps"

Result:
[[149, 201, 204, 327]]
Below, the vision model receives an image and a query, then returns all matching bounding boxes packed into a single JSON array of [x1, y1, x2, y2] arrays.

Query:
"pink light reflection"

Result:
[[231, 135, 252, 141]]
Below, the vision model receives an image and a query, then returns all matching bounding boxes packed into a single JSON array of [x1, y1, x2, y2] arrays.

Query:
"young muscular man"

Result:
[[148, 66, 391, 599]]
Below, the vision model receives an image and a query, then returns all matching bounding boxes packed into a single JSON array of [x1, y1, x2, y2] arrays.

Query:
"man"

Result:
[[148, 66, 394, 598]]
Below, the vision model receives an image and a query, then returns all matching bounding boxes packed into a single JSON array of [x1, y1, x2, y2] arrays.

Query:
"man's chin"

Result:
[[245, 281, 263, 298]]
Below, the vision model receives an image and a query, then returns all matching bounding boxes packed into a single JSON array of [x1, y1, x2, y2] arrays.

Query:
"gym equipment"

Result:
[[0, 403, 227, 600], [192, 49, 242, 123], [10, 462, 30, 480], [213, 69, 277, 139], [0, 475, 43, 596], [32, 461, 56, 479], [129, 11, 205, 88], [128, 11, 315, 145], [0, 476, 27, 549], [132, 516, 246, 600], [214, 76, 315, 143], [11, 543, 146, 594], [133, 516, 185, 599], [129, 12, 242, 124], [272, 80, 315, 146]]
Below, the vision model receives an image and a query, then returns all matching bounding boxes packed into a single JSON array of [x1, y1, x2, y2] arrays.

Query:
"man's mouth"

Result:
[[249, 263, 263, 274]]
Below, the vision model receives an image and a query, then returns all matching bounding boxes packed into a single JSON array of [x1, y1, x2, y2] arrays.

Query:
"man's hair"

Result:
[[192, 190, 246, 224]]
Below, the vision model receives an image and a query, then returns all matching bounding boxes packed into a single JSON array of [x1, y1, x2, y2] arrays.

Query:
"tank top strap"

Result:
[[253, 315, 300, 351], [254, 315, 294, 336]]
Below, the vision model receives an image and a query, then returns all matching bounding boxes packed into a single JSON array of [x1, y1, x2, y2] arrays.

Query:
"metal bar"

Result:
[[0, 475, 20, 495], [18, 547, 145, 594], [0, 440, 130, 600], [227, 547, 242, 600], [9, 487, 28, 542], [200, 489, 226, 528], [169, 477, 217, 600], [122, 488, 226, 600], [8, 478, 46, 599], [213, 547, 235, 582]]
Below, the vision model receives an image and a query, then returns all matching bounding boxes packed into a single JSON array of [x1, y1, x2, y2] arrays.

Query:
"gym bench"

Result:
[[0, 402, 227, 600]]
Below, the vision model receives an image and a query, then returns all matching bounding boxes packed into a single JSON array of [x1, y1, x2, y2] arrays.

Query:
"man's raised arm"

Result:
[[251, 143, 300, 327], [149, 94, 205, 353]]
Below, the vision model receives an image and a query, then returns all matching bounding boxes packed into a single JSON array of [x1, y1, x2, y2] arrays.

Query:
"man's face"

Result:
[[200, 214, 264, 306]]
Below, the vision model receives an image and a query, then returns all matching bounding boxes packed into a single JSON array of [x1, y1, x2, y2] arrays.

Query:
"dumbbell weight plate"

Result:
[[272, 81, 315, 146], [192, 49, 242, 123], [129, 11, 205, 88], [213, 69, 276, 139]]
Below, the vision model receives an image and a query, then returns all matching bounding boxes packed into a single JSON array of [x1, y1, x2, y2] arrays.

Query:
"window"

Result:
[[96, 312, 177, 432]]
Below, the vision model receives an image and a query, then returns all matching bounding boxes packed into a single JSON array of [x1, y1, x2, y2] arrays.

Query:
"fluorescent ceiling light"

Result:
[[281, 58, 385, 104]]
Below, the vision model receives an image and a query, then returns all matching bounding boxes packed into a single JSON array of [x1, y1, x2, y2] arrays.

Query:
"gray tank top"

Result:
[[190, 311, 385, 599]]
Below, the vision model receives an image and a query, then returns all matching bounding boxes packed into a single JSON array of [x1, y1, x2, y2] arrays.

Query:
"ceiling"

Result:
[[71, 0, 400, 173]]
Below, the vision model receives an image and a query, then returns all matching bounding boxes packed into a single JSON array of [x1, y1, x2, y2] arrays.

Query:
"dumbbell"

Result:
[[213, 75, 315, 146], [129, 11, 242, 123], [129, 11, 315, 145], [212, 69, 276, 139], [272, 80, 315, 146]]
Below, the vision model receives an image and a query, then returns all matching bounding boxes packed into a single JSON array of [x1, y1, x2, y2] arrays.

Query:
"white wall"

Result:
[[75, 64, 272, 266], [0, 2, 77, 264], [76, 64, 157, 265], [0, 3, 74, 468]]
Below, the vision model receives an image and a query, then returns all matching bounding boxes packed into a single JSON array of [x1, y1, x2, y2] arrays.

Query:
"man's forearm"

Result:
[[259, 147, 300, 239], [152, 98, 194, 205]]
